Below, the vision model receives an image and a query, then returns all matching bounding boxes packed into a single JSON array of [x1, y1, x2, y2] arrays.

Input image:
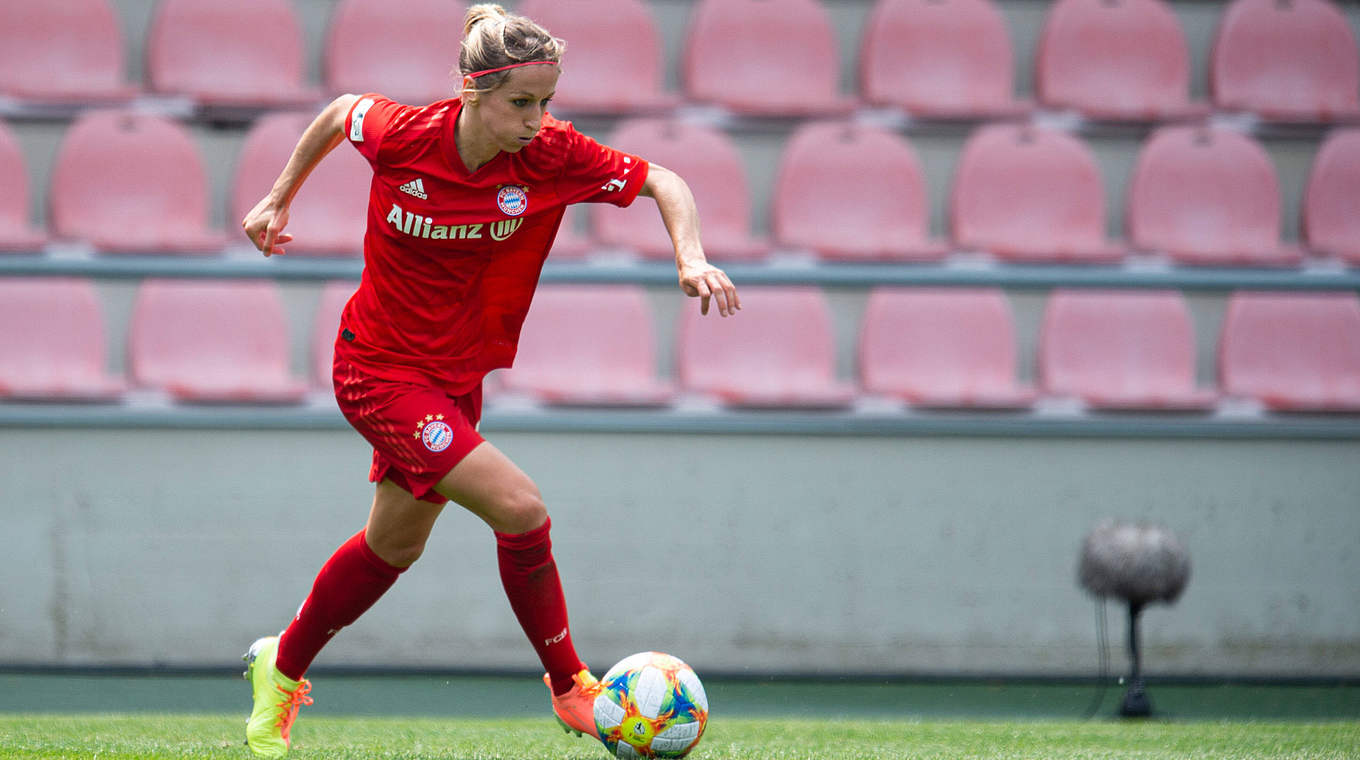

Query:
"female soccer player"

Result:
[[237, 5, 739, 757]]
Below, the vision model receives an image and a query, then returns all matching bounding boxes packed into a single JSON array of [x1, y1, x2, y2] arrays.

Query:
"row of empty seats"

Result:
[[1, 0, 1356, 125], [4, 113, 1360, 267], [2, 278, 1357, 413]]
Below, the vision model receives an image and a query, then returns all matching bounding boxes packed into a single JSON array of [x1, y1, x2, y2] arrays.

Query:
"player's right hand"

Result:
[[241, 197, 294, 257]]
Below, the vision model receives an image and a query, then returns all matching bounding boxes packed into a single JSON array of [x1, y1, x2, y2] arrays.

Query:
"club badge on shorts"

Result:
[[415, 414, 453, 452], [496, 185, 528, 216]]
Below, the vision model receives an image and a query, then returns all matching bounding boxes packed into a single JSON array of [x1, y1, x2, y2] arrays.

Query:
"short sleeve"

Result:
[[557, 128, 650, 208], [344, 94, 409, 165]]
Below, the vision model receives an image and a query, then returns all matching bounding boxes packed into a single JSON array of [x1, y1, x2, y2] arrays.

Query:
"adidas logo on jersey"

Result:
[[398, 178, 428, 200]]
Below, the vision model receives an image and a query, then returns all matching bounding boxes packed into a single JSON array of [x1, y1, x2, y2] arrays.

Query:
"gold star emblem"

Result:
[[435, 413, 445, 421], [425, 414, 434, 421]]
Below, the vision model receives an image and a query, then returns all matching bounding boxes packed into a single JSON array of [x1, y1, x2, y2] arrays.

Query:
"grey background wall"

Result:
[[1, 1, 1358, 678]]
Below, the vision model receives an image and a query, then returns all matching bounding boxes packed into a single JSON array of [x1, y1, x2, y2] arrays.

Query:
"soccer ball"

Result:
[[593, 652, 709, 759]]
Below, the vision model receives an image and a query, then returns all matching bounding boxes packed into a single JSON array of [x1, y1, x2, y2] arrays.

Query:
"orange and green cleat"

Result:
[[545, 668, 602, 739], [242, 636, 313, 758]]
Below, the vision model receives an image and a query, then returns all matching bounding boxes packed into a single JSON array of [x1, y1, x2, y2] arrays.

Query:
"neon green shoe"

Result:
[[242, 636, 313, 758]]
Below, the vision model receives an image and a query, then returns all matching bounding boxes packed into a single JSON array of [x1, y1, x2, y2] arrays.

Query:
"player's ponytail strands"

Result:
[[458, 3, 565, 96]]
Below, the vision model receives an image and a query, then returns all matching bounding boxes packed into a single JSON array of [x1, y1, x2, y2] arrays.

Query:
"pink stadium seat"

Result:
[[1302, 129, 1360, 265], [0, 121, 45, 252], [312, 280, 358, 389], [548, 204, 591, 260], [1210, 0, 1360, 123], [147, 0, 320, 108], [592, 119, 766, 261], [0, 0, 136, 103], [1127, 126, 1302, 268], [683, 0, 855, 117], [677, 286, 855, 408], [859, 0, 1029, 119], [231, 112, 371, 257], [515, 0, 676, 115], [1040, 290, 1216, 411], [499, 285, 674, 406], [325, 0, 468, 104], [1036, 0, 1209, 122], [0, 277, 123, 400], [1220, 291, 1360, 412], [50, 110, 224, 254], [859, 287, 1035, 409], [130, 279, 307, 403], [951, 124, 1123, 264], [772, 121, 946, 262]]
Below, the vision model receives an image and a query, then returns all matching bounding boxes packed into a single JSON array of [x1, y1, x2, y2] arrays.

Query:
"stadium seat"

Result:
[[1219, 291, 1360, 412], [1126, 126, 1303, 268], [514, 0, 676, 115], [49, 110, 224, 254], [771, 121, 946, 262], [592, 119, 766, 261], [859, 0, 1030, 119], [548, 204, 591, 260], [950, 124, 1123, 264], [499, 284, 674, 406], [1040, 290, 1216, 411], [130, 279, 307, 403], [1302, 129, 1360, 265], [1036, 0, 1209, 122], [0, 121, 45, 252], [676, 286, 855, 409], [0, 0, 136, 104], [325, 0, 468, 105], [1210, 0, 1360, 123], [312, 280, 358, 389], [858, 287, 1035, 409], [0, 277, 123, 401], [146, 0, 320, 109], [683, 0, 855, 117], [231, 112, 371, 257]]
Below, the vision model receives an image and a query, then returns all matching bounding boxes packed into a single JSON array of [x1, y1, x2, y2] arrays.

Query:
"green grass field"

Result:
[[0, 675, 1356, 759], [0, 714, 1357, 759]]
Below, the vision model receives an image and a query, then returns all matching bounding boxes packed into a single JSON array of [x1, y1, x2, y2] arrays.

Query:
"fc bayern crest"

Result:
[[421, 420, 454, 452], [497, 185, 528, 216]]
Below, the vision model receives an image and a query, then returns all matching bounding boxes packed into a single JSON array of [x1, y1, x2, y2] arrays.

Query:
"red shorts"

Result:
[[333, 356, 484, 504]]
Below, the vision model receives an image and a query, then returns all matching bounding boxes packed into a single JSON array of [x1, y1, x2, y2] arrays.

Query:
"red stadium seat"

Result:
[[772, 121, 946, 262], [1036, 0, 1209, 122], [312, 280, 358, 389], [146, 0, 320, 108], [859, 287, 1035, 409], [0, 121, 45, 252], [130, 279, 307, 403], [0, 0, 136, 104], [1220, 291, 1360, 412], [325, 0, 468, 105], [499, 284, 674, 406], [1210, 0, 1360, 123], [50, 110, 224, 254], [0, 277, 123, 401], [231, 112, 371, 257], [859, 0, 1029, 119], [677, 286, 855, 408], [1126, 126, 1303, 268], [1302, 129, 1360, 265], [592, 119, 766, 262], [683, 0, 854, 117], [1040, 290, 1216, 411], [951, 124, 1123, 264], [515, 0, 676, 115]]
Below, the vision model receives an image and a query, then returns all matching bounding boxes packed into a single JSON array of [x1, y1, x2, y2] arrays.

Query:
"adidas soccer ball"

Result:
[[593, 651, 709, 759]]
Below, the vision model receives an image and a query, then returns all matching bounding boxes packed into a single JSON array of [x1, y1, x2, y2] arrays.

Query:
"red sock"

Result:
[[275, 530, 405, 681], [495, 516, 585, 695]]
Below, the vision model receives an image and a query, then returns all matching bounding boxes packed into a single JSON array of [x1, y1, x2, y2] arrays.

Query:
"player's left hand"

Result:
[[679, 261, 740, 317]]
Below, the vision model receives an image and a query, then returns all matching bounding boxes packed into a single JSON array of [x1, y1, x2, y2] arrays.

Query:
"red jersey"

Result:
[[335, 93, 649, 394]]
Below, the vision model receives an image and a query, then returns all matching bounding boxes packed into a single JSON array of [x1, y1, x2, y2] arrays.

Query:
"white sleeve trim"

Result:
[[350, 97, 375, 143]]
